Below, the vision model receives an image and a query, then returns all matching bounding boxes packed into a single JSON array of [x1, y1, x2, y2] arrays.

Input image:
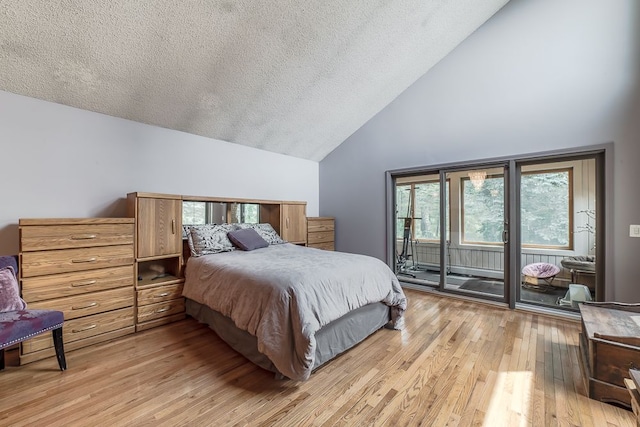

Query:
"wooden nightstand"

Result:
[[307, 217, 335, 251]]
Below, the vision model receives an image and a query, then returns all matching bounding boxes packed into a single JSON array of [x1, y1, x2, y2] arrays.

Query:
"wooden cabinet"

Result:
[[259, 201, 307, 244], [307, 217, 335, 251], [128, 193, 182, 258], [281, 203, 307, 244], [579, 302, 640, 408], [19, 218, 135, 364], [136, 283, 185, 326], [134, 257, 185, 332], [127, 192, 185, 331]]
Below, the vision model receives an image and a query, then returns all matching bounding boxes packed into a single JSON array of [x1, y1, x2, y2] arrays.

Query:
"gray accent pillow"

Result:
[[228, 228, 269, 251], [187, 224, 237, 257], [0, 266, 27, 311], [236, 223, 286, 245]]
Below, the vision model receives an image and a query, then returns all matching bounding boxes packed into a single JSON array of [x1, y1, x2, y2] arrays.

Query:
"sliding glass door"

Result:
[[395, 173, 446, 285], [442, 166, 508, 300], [516, 157, 598, 309], [393, 165, 509, 302], [389, 147, 605, 312]]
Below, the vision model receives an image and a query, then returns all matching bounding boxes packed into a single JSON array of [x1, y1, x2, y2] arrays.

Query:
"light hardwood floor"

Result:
[[0, 289, 635, 426]]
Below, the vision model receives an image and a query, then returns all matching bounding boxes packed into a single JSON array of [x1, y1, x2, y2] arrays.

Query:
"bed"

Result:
[[182, 223, 407, 381]]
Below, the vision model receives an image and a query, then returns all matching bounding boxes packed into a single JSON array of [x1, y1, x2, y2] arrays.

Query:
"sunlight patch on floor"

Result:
[[483, 370, 533, 426]]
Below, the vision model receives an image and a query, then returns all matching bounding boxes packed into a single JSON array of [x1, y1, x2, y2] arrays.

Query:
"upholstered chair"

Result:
[[0, 256, 66, 371]]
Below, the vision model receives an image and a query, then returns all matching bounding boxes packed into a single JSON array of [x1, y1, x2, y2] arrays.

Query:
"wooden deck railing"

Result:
[[397, 241, 576, 283]]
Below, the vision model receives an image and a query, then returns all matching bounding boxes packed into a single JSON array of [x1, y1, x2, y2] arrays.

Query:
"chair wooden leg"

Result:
[[0, 348, 4, 371], [52, 328, 66, 371]]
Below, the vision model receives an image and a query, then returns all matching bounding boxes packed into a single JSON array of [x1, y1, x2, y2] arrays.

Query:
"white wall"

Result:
[[319, 0, 640, 302], [0, 90, 319, 255]]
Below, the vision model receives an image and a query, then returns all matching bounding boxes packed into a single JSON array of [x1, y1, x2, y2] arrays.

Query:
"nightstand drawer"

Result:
[[21, 265, 134, 302], [21, 245, 134, 277], [20, 223, 134, 251], [28, 287, 133, 320], [137, 283, 184, 306], [307, 231, 334, 245], [307, 220, 334, 233], [21, 307, 134, 354], [137, 299, 185, 323], [309, 242, 335, 251]]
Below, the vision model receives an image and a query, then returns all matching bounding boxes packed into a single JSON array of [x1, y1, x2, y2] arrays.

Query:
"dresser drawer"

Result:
[[21, 265, 134, 302], [308, 242, 335, 251], [137, 283, 184, 306], [21, 307, 134, 354], [20, 223, 134, 252], [28, 287, 133, 320], [307, 220, 334, 233], [137, 298, 185, 323], [307, 231, 334, 245], [21, 245, 134, 277]]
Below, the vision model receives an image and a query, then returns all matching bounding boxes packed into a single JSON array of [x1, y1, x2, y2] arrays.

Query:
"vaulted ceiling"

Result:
[[0, 1, 509, 161]]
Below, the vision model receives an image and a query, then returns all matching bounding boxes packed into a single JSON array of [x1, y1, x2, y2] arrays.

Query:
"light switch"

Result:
[[631, 224, 640, 237]]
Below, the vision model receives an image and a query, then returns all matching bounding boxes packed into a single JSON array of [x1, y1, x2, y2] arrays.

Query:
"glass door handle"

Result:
[[502, 230, 509, 244]]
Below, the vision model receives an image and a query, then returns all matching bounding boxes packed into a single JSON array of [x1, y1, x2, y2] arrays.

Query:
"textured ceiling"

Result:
[[0, 1, 508, 161]]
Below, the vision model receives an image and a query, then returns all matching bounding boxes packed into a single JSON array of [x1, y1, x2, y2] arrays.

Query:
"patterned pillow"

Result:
[[182, 224, 193, 239], [236, 223, 286, 245], [187, 224, 237, 257], [0, 266, 27, 311]]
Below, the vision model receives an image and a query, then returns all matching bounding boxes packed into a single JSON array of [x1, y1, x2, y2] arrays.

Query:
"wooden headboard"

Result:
[[180, 194, 308, 267]]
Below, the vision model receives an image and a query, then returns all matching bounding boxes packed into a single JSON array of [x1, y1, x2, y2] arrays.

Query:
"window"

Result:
[[396, 181, 449, 241], [461, 169, 572, 248], [183, 201, 232, 225], [462, 175, 504, 244], [234, 203, 259, 224], [520, 169, 572, 248], [182, 201, 206, 225]]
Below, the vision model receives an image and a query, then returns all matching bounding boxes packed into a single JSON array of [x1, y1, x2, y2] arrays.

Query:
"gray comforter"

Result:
[[182, 243, 407, 381]]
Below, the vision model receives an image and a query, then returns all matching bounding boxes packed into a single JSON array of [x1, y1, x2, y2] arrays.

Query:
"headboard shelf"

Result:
[[129, 192, 308, 245], [181, 194, 306, 205]]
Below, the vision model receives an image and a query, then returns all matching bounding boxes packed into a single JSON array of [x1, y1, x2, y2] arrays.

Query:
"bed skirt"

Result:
[[185, 298, 391, 379]]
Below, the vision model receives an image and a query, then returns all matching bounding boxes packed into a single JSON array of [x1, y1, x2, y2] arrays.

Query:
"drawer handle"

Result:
[[155, 292, 170, 298], [70, 234, 97, 240], [156, 307, 170, 313], [71, 280, 97, 287], [71, 324, 97, 333], [72, 302, 98, 310], [72, 257, 97, 263]]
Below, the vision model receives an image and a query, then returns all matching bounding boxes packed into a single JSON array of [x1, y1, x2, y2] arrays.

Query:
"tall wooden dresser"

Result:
[[307, 217, 335, 250], [19, 218, 135, 364]]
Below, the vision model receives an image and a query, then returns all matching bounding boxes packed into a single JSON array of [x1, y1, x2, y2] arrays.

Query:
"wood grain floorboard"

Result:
[[0, 289, 636, 426]]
